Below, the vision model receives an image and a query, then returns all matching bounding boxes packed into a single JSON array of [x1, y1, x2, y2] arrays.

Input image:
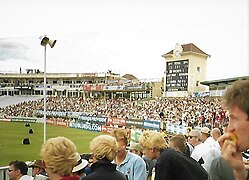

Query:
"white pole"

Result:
[[43, 45, 47, 143]]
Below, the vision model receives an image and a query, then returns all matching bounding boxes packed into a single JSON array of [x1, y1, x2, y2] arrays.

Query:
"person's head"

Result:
[[30, 159, 45, 176], [8, 160, 28, 180], [223, 79, 249, 152], [89, 134, 118, 162], [169, 135, 186, 153], [40, 136, 77, 178], [111, 128, 129, 157], [200, 127, 210, 142], [188, 130, 201, 146], [72, 153, 88, 178], [127, 143, 143, 157], [211, 128, 221, 141], [139, 131, 167, 160]]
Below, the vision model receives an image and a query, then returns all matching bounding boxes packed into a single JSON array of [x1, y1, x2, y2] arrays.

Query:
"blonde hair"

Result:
[[111, 128, 129, 145], [139, 131, 167, 150], [90, 135, 117, 161], [40, 136, 77, 177]]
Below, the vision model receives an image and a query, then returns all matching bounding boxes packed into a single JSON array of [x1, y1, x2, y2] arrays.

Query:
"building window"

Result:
[[196, 81, 199, 86], [197, 67, 200, 72]]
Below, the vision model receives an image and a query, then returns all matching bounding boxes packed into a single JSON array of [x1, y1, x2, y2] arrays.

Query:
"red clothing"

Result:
[[59, 176, 79, 180]]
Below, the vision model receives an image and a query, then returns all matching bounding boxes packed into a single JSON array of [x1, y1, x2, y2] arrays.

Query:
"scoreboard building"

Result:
[[161, 43, 211, 97]]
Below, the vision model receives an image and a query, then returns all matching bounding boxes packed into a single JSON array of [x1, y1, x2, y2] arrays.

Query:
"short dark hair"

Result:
[[9, 160, 28, 175]]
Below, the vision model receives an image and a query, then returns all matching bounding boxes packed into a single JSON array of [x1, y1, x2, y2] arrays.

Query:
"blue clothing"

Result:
[[115, 151, 147, 180]]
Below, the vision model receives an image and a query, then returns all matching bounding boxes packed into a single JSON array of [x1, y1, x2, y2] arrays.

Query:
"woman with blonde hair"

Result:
[[139, 130, 208, 180], [40, 136, 79, 180], [82, 134, 126, 180]]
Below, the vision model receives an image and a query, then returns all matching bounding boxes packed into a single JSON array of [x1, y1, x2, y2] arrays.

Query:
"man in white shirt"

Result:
[[191, 127, 221, 173]]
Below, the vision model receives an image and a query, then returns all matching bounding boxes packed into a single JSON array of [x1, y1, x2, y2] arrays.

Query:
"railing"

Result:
[[0, 166, 9, 180]]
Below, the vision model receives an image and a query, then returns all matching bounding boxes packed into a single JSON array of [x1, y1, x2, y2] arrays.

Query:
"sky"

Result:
[[0, 0, 248, 81]]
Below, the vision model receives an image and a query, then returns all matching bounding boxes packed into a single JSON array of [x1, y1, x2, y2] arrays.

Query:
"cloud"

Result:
[[0, 39, 28, 61]]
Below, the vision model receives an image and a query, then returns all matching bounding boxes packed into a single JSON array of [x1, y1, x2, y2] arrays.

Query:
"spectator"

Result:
[[82, 135, 126, 180], [72, 153, 88, 179], [211, 127, 221, 141], [139, 130, 208, 180], [217, 79, 249, 180], [29, 159, 48, 180], [40, 136, 79, 180], [127, 142, 156, 179], [111, 128, 147, 180], [7, 160, 33, 180], [187, 130, 201, 155], [209, 156, 235, 180], [169, 135, 186, 153], [127, 143, 143, 157], [191, 127, 221, 173]]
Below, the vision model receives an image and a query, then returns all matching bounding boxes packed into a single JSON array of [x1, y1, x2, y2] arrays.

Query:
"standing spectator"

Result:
[[188, 129, 201, 147], [211, 128, 221, 141], [111, 128, 147, 180], [7, 160, 33, 180], [169, 135, 187, 153], [40, 136, 79, 180], [139, 131, 208, 180], [208, 156, 235, 180], [191, 127, 221, 173], [217, 79, 249, 180], [82, 135, 126, 180]]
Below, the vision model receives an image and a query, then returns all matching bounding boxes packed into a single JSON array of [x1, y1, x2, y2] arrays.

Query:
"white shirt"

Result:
[[20, 175, 33, 180], [191, 137, 221, 173]]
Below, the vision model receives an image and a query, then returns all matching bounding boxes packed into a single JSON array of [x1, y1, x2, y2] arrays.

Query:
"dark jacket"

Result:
[[155, 148, 208, 180], [81, 160, 126, 180]]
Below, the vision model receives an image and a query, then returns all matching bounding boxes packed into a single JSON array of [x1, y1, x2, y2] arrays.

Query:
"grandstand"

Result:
[[0, 95, 42, 108]]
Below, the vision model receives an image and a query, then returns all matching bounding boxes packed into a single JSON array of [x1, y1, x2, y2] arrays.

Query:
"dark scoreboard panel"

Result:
[[166, 59, 189, 91]]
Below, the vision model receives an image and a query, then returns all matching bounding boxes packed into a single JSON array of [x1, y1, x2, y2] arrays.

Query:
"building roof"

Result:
[[162, 43, 211, 58], [200, 76, 249, 86], [122, 74, 138, 81]]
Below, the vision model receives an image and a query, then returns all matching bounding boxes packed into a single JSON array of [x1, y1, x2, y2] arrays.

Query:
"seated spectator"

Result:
[[29, 159, 48, 180], [139, 130, 208, 180], [7, 160, 33, 180], [72, 153, 88, 179], [82, 135, 126, 180], [40, 136, 79, 180]]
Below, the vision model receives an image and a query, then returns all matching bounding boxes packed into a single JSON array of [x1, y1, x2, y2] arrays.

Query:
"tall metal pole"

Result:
[[43, 45, 47, 143]]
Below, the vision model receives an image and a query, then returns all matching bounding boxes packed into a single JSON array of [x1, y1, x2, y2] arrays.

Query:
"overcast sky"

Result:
[[0, 0, 248, 81]]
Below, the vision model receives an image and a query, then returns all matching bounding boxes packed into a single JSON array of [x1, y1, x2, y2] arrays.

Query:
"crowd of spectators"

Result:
[[0, 96, 228, 128]]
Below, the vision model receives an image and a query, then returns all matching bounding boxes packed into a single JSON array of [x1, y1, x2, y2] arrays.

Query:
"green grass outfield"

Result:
[[0, 121, 101, 167]]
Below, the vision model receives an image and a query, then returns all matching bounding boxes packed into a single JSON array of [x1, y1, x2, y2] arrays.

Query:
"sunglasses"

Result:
[[8, 169, 14, 172]]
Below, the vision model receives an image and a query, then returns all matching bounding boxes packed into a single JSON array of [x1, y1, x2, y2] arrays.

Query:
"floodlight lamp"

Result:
[[39, 36, 49, 46], [48, 39, 57, 48]]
